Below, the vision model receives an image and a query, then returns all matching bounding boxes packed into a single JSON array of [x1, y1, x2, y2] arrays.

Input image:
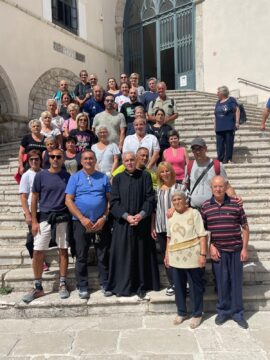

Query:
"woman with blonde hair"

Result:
[[129, 73, 145, 98], [152, 161, 188, 296], [63, 103, 79, 137], [40, 111, 62, 145], [69, 112, 97, 152]]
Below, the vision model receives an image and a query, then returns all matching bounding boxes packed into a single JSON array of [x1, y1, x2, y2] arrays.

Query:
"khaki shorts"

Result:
[[34, 221, 69, 251]]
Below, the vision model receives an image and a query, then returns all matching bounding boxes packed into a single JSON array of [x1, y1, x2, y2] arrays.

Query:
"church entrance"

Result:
[[124, 0, 195, 90]]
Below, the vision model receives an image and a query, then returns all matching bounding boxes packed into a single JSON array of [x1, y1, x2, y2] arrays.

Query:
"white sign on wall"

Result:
[[180, 75, 187, 87]]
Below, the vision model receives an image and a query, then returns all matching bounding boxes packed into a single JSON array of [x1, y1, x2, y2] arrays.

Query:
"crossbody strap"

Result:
[[190, 161, 214, 195]]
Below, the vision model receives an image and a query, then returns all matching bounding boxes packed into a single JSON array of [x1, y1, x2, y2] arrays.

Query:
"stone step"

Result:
[[2, 261, 269, 295], [1, 284, 269, 319], [0, 215, 27, 229], [1, 239, 269, 271]]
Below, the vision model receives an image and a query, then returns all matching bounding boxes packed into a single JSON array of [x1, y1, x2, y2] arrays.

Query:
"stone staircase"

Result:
[[1, 90, 270, 319]]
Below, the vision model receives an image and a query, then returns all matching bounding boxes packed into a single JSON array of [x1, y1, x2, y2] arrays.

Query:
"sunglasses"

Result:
[[105, 99, 114, 103], [29, 157, 40, 162], [49, 155, 63, 160]]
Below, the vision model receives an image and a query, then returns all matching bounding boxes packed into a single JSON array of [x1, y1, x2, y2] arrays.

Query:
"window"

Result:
[[52, 0, 78, 35]]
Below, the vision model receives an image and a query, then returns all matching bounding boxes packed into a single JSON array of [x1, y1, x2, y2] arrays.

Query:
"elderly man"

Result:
[[47, 98, 64, 131], [112, 147, 157, 189], [120, 87, 142, 135], [92, 93, 126, 151], [201, 176, 249, 329], [119, 73, 128, 84], [22, 148, 70, 303], [260, 97, 270, 130], [65, 150, 112, 299], [107, 151, 160, 297], [123, 117, 160, 170], [53, 79, 75, 107], [148, 81, 178, 126], [185, 137, 239, 210], [83, 85, 105, 129]]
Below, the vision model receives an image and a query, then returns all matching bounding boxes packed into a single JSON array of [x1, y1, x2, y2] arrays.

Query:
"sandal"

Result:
[[190, 316, 202, 329], [173, 315, 188, 325]]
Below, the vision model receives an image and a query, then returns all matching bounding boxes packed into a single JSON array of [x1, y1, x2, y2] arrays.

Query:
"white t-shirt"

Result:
[[41, 127, 61, 138], [91, 143, 120, 176], [115, 95, 130, 112], [19, 169, 42, 209], [52, 115, 65, 131], [123, 133, 160, 158]]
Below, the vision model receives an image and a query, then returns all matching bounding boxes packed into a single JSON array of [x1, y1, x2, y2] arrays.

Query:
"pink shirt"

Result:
[[163, 147, 186, 181], [63, 118, 76, 132]]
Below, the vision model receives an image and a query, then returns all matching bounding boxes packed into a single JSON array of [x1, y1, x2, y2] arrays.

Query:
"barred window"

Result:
[[52, 0, 78, 35]]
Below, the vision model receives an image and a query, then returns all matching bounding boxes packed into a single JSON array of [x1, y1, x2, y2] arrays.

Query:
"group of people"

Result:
[[18, 70, 249, 330]]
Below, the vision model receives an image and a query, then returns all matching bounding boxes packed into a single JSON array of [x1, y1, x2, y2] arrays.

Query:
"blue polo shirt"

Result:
[[83, 98, 105, 127], [65, 170, 111, 222], [266, 98, 270, 109], [215, 97, 238, 132]]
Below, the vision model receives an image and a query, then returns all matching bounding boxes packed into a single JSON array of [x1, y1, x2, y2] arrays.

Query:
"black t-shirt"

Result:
[[69, 129, 98, 153], [58, 105, 70, 120], [21, 134, 46, 153], [74, 82, 92, 99], [147, 124, 172, 150]]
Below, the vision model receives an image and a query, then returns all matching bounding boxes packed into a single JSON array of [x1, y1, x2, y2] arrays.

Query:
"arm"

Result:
[[65, 194, 94, 231], [198, 235, 207, 268], [147, 150, 159, 170], [151, 213, 157, 240], [91, 192, 110, 231], [118, 127, 126, 152], [240, 224, 249, 261], [31, 192, 40, 236], [111, 154, 119, 174], [20, 194, 32, 225], [164, 236, 171, 268], [235, 106, 240, 129], [164, 112, 178, 124], [18, 145, 25, 175], [147, 102, 156, 123], [261, 108, 270, 130]]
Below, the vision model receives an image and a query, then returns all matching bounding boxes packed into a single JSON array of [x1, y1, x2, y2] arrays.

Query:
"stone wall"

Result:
[[28, 68, 80, 119]]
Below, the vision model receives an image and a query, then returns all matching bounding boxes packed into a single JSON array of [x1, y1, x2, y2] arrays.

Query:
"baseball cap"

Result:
[[190, 137, 206, 148]]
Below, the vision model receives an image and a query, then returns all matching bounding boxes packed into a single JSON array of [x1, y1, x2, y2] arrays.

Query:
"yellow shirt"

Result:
[[112, 165, 157, 190]]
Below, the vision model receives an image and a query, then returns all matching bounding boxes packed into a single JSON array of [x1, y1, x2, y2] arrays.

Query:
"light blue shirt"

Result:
[[65, 170, 111, 222]]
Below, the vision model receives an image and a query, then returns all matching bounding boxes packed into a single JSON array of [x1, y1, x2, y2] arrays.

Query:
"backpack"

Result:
[[186, 159, 221, 192], [238, 103, 247, 124], [151, 97, 175, 110]]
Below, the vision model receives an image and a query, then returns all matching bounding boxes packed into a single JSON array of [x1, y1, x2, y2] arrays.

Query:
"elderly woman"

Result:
[[165, 190, 207, 329], [106, 77, 120, 97], [129, 73, 145, 98], [148, 108, 172, 163], [63, 136, 81, 175], [18, 119, 46, 175], [152, 162, 187, 296], [19, 149, 49, 271], [69, 112, 97, 152], [63, 103, 79, 137], [123, 117, 160, 170], [40, 111, 62, 144], [91, 125, 120, 178], [215, 86, 240, 164], [163, 130, 189, 184]]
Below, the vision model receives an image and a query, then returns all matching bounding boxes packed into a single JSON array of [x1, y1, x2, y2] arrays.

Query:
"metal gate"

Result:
[[124, 0, 195, 90]]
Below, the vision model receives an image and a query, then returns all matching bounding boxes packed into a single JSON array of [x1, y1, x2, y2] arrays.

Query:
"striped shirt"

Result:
[[200, 195, 247, 252]]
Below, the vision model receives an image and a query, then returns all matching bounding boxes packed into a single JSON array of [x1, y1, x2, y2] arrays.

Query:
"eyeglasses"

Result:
[[29, 158, 40, 162], [105, 99, 114, 103], [191, 146, 204, 152], [49, 155, 63, 160], [120, 76, 127, 79], [90, 78, 97, 81]]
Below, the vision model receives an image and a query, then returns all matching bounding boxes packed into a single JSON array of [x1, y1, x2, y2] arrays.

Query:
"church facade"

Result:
[[0, 0, 269, 126]]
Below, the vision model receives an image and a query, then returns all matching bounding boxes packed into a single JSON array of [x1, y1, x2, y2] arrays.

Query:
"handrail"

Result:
[[237, 78, 270, 92]]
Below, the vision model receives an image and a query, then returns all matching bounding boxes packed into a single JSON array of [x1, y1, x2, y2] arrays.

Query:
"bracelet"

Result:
[[200, 253, 207, 257]]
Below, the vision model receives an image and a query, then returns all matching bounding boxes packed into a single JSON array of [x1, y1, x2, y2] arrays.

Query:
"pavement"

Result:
[[0, 312, 270, 359]]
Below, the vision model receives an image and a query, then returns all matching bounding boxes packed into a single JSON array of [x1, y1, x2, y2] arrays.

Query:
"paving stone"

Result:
[[250, 329, 270, 352], [194, 328, 222, 352], [119, 329, 198, 354], [202, 353, 268, 360], [215, 327, 262, 351], [0, 333, 20, 356], [10, 332, 73, 356], [71, 329, 119, 355]]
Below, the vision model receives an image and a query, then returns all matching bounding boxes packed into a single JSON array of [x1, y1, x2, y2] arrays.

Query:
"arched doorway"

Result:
[[124, 0, 195, 90], [0, 65, 19, 115]]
